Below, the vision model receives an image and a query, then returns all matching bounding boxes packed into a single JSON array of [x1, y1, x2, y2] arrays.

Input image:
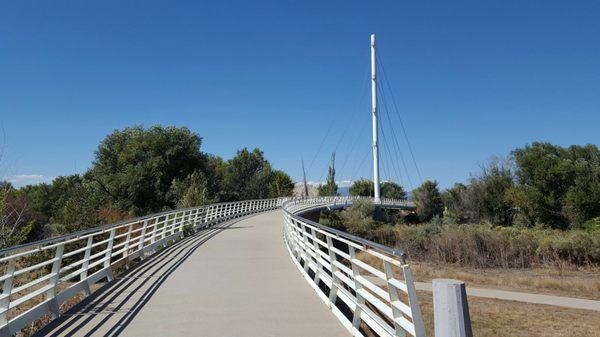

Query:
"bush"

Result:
[[410, 224, 600, 268], [320, 198, 600, 269]]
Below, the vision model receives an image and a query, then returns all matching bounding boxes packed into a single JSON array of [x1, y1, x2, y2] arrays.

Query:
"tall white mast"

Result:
[[371, 34, 381, 203]]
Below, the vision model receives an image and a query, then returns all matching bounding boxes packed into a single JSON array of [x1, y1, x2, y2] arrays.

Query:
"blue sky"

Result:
[[1, 1, 599, 190]]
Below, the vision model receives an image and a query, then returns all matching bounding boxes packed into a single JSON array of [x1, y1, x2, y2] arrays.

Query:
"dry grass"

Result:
[[353, 251, 599, 337], [411, 261, 600, 300], [418, 291, 600, 337]]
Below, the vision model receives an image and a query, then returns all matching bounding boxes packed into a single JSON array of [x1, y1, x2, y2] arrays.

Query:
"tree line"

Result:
[[0, 125, 294, 249], [414, 142, 600, 229], [320, 142, 600, 230]]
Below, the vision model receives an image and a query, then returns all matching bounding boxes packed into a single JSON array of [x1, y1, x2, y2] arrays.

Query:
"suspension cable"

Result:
[[377, 53, 423, 183], [378, 81, 414, 189]]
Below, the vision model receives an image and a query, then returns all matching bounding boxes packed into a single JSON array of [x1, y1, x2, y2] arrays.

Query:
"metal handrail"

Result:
[[0, 198, 284, 256], [0, 198, 283, 336], [282, 196, 414, 259], [0, 195, 421, 337], [281, 196, 426, 337]]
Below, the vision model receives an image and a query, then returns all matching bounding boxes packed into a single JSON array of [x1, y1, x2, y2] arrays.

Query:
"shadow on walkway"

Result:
[[35, 217, 247, 337]]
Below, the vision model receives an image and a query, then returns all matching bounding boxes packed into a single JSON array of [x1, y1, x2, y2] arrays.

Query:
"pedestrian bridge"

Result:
[[0, 197, 425, 337]]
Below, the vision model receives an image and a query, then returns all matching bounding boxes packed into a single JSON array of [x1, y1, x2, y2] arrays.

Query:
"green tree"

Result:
[[268, 170, 294, 198], [412, 180, 444, 222], [476, 158, 515, 226], [349, 179, 406, 199], [349, 179, 374, 197], [222, 148, 273, 200], [512, 142, 600, 228], [441, 183, 469, 223], [0, 185, 37, 248], [381, 182, 407, 199], [318, 152, 338, 196], [169, 171, 212, 208], [86, 125, 205, 214], [339, 199, 385, 239], [18, 183, 53, 223]]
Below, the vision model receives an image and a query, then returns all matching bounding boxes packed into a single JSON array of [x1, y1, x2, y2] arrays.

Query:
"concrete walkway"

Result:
[[36, 211, 349, 337], [415, 282, 600, 311]]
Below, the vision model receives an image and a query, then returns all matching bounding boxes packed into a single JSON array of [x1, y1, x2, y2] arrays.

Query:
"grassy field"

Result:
[[411, 261, 600, 300], [418, 291, 600, 337]]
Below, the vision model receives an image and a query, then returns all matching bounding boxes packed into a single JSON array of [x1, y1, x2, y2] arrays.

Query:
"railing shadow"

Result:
[[35, 216, 250, 337]]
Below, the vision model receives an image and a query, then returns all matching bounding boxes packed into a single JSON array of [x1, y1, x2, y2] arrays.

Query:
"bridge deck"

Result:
[[37, 211, 348, 337]]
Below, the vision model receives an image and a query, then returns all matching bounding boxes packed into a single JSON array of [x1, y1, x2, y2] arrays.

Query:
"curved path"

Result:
[[37, 211, 348, 337]]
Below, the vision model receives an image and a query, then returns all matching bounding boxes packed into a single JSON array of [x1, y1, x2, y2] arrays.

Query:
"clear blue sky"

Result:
[[1, 1, 599, 190]]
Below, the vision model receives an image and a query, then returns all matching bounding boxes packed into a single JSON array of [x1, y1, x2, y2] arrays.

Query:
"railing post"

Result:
[[80, 236, 94, 281], [104, 229, 116, 281], [150, 218, 158, 245], [159, 215, 169, 244], [405, 266, 426, 337], [138, 219, 149, 259], [123, 223, 134, 267], [176, 211, 185, 238], [299, 224, 312, 274], [47, 243, 65, 318], [349, 246, 366, 334], [191, 208, 201, 231], [326, 236, 340, 306], [0, 259, 16, 326], [310, 228, 322, 285], [383, 261, 408, 337], [433, 279, 472, 337]]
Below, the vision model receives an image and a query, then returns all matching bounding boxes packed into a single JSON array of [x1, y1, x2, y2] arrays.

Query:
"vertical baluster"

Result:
[[47, 243, 65, 318], [299, 223, 312, 273], [138, 219, 149, 259], [326, 236, 340, 306], [150, 218, 158, 245], [104, 229, 116, 281], [190, 208, 197, 230], [0, 259, 16, 326], [310, 228, 322, 285], [81, 236, 94, 281], [123, 223, 134, 267], [160, 215, 169, 245], [177, 211, 185, 237], [384, 261, 408, 337], [403, 265, 426, 337], [349, 246, 365, 334]]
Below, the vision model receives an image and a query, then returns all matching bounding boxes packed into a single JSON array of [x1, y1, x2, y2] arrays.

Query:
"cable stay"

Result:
[[377, 52, 423, 184], [306, 34, 423, 197]]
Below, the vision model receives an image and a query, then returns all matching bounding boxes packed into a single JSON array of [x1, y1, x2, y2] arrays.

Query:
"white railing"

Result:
[[282, 196, 415, 214], [282, 197, 426, 337], [0, 198, 282, 336]]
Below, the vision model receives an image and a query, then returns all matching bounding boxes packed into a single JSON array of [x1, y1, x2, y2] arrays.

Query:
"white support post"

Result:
[[349, 246, 365, 333], [104, 229, 116, 281], [138, 219, 149, 259], [433, 279, 472, 337], [299, 224, 312, 273], [123, 223, 133, 267], [383, 261, 407, 337], [310, 228, 322, 284], [191, 209, 200, 231], [0, 260, 16, 326], [405, 266, 426, 337], [160, 216, 169, 245], [326, 236, 340, 306], [47, 243, 64, 318], [81, 236, 94, 281], [371, 33, 381, 203], [150, 218, 158, 244]]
